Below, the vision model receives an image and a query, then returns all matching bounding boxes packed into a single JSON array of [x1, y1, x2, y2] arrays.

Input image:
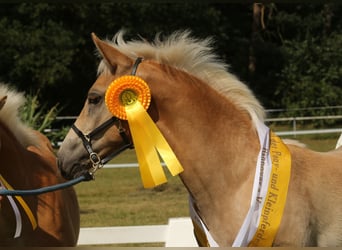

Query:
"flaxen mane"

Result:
[[97, 30, 265, 127], [0, 83, 38, 147]]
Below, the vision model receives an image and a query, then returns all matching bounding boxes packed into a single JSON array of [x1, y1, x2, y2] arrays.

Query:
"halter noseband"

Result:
[[71, 57, 143, 177]]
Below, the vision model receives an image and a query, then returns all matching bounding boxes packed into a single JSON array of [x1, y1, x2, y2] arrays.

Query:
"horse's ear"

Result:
[[0, 95, 7, 110], [91, 33, 132, 74]]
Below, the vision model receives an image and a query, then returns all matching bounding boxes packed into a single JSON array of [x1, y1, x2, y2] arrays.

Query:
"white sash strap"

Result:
[[232, 123, 271, 246], [189, 195, 219, 247], [0, 180, 22, 238]]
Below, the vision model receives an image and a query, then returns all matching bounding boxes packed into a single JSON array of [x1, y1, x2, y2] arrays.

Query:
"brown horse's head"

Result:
[[57, 34, 145, 180]]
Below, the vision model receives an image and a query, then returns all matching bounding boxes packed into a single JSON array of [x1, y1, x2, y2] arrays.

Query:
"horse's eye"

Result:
[[88, 95, 102, 105]]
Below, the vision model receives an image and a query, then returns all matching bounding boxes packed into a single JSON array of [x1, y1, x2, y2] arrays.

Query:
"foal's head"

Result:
[[57, 34, 141, 179]]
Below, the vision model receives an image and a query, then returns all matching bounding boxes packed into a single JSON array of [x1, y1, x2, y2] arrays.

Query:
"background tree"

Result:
[[0, 3, 340, 124], [272, 4, 342, 119]]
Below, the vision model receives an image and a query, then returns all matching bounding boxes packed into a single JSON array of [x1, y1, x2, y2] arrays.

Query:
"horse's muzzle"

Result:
[[57, 158, 88, 180]]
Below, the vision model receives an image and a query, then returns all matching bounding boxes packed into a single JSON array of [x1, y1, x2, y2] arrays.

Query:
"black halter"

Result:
[[71, 57, 143, 177]]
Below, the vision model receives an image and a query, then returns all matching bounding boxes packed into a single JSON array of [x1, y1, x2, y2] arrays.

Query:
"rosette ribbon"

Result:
[[105, 75, 184, 188]]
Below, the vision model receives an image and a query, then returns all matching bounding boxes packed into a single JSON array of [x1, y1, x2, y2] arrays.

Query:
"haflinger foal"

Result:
[[57, 31, 342, 247]]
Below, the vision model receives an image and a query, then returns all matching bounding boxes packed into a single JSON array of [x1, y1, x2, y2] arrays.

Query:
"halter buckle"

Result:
[[89, 152, 103, 175], [85, 134, 91, 142], [90, 152, 101, 165]]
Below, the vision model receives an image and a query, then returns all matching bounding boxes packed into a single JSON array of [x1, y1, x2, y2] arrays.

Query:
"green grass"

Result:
[[75, 149, 189, 228], [286, 136, 337, 151]]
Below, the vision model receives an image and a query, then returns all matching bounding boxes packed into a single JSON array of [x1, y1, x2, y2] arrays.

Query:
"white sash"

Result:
[[0, 179, 23, 238], [232, 123, 271, 246]]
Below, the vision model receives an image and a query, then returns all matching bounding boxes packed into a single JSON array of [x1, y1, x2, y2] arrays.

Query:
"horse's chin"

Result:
[[59, 161, 90, 180]]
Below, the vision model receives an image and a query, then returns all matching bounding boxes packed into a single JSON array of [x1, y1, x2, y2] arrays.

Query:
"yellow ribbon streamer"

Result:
[[248, 131, 291, 246], [105, 75, 184, 188], [0, 175, 37, 230]]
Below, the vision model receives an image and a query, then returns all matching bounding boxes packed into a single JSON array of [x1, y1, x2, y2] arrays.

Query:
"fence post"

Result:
[[164, 217, 197, 247], [293, 117, 297, 138]]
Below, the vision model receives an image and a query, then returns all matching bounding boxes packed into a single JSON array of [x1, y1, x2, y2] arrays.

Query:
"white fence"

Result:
[[78, 217, 198, 246], [275, 128, 342, 136], [52, 114, 342, 139], [265, 114, 342, 136]]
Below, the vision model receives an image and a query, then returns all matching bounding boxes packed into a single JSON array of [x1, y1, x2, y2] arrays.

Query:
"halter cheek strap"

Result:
[[131, 57, 143, 75]]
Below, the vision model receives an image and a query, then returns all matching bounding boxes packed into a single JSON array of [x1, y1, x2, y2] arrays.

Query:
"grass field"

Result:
[[75, 150, 189, 228], [75, 133, 340, 231]]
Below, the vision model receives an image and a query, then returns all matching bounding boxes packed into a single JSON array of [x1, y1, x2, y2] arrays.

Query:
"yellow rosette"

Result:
[[105, 75, 184, 188]]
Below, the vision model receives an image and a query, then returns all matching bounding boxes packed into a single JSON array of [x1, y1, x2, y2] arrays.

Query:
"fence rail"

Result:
[[77, 217, 197, 246], [275, 128, 342, 136], [265, 115, 342, 136], [52, 113, 342, 137]]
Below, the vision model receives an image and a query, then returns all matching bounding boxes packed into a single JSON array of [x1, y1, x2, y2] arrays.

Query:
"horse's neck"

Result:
[[0, 116, 39, 149], [0, 124, 30, 191], [0, 122, 56, 187], [155, 82, 261, 245]]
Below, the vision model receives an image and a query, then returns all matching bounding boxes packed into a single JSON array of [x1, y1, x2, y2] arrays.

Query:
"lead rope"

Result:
[[0, 174, 88, 196]]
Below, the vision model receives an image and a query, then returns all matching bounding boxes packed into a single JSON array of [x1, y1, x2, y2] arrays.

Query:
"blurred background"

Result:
[[0, 2, 341, 144]]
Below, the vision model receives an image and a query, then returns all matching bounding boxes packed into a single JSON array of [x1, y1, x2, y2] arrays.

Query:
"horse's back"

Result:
[[281, 145, 342, 246]]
